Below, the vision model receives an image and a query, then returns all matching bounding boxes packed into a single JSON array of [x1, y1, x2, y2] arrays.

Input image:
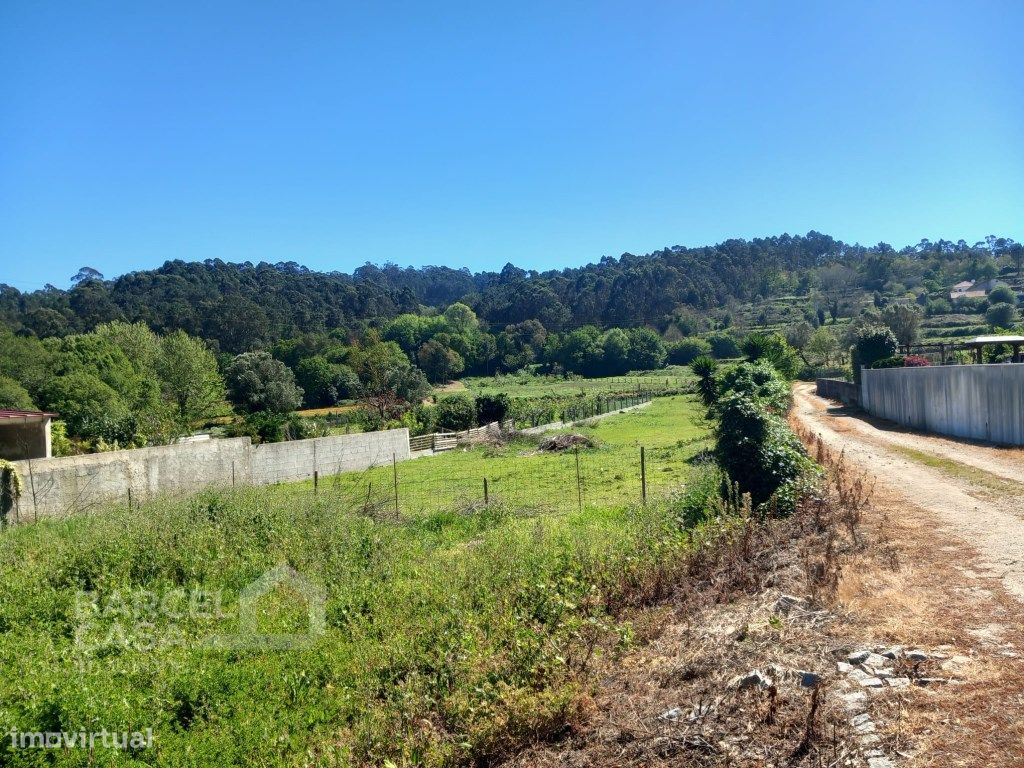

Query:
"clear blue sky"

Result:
[[2, 1, 1022, 290]]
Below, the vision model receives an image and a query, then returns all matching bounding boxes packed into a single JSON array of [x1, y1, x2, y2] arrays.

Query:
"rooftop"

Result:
[[0, 409, 57, 420], [965, 335, 1024, 346]]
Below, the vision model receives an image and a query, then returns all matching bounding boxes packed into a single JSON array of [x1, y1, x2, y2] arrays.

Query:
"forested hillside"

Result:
[[3, 232, 1020, 350], [2, 231, 1021, 453]]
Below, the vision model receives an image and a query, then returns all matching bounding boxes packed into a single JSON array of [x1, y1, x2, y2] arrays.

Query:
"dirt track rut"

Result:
[[792, 383, 1024, 599]]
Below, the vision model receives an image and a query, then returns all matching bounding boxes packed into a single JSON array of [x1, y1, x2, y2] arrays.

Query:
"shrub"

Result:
[[988, 284, 1017, 305], [851, 325, 898, 384], [689, 355, 719, 406], [871, 355, 906, 369], [903, 355, 930, 367], [740, 332, 800, 379], [475, 393, 510, 426], [717, 361, 791, 413], [667, 337, 712, 365], [435, 394, 477, 432], [925, 298, 953, 316], [705, 331, 741, 359], [985, 302, 1018, 330], [714, 391, 810, 511]]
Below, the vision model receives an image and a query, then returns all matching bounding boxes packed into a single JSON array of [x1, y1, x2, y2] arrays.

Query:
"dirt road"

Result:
[[792, 382, 1024, 599]]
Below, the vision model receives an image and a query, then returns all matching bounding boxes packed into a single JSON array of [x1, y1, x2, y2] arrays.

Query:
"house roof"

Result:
[[965, 335, 1024, 346], [951, 281, 974, 290], [0, 409, 57, 420]]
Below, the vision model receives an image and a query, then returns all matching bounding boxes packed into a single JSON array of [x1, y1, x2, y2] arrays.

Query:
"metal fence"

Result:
[[311, 442, 688, 519]]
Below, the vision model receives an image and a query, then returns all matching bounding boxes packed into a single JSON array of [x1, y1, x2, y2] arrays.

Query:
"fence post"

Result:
[[575, 447, 583, 512], [483, 477, 489, 506], [640, 446, 647, 504], [313, 470, 319, 494], [127, 486, 132, 513], [392, 453, 399, 516], [231, 461, 236, 488]]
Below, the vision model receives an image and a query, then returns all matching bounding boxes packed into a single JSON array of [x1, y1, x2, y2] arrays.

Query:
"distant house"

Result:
[[0, 410, 56, 461], [950, 279, 1000, 300]]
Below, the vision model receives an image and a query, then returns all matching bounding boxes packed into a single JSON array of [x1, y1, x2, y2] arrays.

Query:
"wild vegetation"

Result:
[[2, 232, 1021, 454]]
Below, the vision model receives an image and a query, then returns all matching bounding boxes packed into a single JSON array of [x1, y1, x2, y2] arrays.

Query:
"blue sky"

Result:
[[2, 1, 1022, 290]]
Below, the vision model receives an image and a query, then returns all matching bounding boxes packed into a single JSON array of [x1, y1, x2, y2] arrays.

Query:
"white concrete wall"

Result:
[[861, 364, 1024, 445], [250, 429, 409, 485], [9, 429, 409, 522]]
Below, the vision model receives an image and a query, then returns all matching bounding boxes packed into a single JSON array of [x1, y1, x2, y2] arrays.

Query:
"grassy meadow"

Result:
[[458, 367, 695, 400], [0, 395, 716, 767], [294, 395, 711, 516]]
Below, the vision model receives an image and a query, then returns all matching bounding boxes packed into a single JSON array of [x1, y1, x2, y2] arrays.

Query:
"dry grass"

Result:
[[503, 428, 879, 767], [793, 413, 1024, 767]]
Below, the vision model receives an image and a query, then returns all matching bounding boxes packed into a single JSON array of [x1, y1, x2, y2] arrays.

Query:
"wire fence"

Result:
[[310, 440, 701, 520]]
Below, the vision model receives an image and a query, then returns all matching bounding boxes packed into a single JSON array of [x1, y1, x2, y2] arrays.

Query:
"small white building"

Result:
[[0, 410, 56, 460]]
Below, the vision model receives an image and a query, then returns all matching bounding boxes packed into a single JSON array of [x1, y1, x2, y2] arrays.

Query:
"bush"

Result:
[[716, 361, 791, 413], [712, 361, 813, 512], [985, 302, 1018, 330], [988, 284, 1017, 305], [714, 391, 811, 511], [925, 298, 953, 316], [667, 337, 712, 365], [689, 355, 719, 406], [903, 355, 930, 367], [705, 332, 741, 359], [871, 355, 906, 369], [851, 325, 898, 384], [435, 394, 477, 431], [740, 332, 800, 379], [475, 393, 509, 426]]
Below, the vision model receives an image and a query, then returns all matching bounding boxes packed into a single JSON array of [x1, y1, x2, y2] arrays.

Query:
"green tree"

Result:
[[157, 331, 226, 426], [225, 351, 303, 414], [41, 371, 136, 445], [417, 340, 465, 383], [705, 331, 740, 359], [689, 355, 719, 407], [668, 337, 712, 365], [985, 302, 1018, 330], [435, 394, 476, 431], [881, 305, 922, 353], [625, 327, 667, 370], [0, 376, 35, 411], [804, 327, 839, 368], [600, 328, 631, 374], [987, 284, 1017, 306], [852, 326, 898, 384], [741, 332, 800, 379]]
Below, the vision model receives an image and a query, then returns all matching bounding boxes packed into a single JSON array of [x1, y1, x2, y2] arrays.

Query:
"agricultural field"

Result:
[[0, 395, 714, 767], [293, 395, 711, 516], [458, 367, 695, 400]]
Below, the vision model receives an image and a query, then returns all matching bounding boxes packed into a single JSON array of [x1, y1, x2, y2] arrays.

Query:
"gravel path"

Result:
[[792, 383, 1024, 600]]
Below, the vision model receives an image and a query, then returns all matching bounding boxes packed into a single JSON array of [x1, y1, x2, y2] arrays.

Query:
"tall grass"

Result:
[[0, 467, 723, 766]]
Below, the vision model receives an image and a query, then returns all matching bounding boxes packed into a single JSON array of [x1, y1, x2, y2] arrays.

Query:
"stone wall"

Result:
[[9, 429, 409, 522], [861, 364, 1024, 446]]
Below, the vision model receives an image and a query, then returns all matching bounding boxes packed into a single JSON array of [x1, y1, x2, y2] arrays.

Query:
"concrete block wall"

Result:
[[861, 364, 1024, 445], [9, 429, 410, 522], [250, 429, 409, 485], [10, 437, 252, 523]]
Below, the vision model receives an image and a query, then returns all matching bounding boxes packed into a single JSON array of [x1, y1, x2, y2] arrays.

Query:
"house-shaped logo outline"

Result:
[[207, 564, 326, 651]]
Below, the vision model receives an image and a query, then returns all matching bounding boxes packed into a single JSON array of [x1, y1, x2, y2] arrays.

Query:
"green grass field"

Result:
[[296, 396, 710, 516], [0, 395, 715, 767], [458, 367, 695, 400]]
